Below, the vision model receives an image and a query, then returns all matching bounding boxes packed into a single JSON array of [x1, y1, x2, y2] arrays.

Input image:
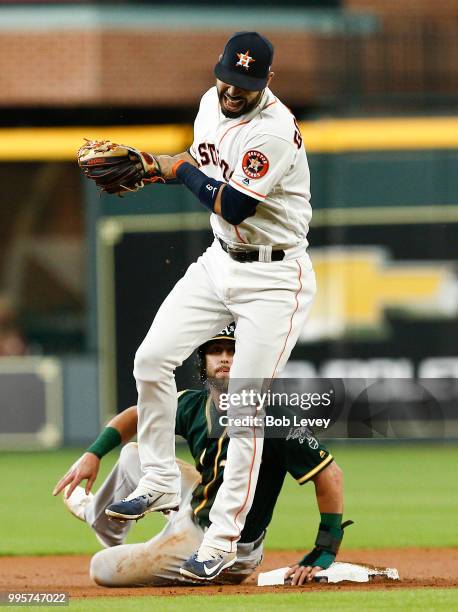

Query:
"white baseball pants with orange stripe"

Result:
[[89, 445, 264, 586], [133, 238, 316, 552]]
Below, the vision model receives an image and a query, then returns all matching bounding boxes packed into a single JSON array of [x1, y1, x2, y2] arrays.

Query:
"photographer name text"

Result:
[[219, 415, 331, 428]]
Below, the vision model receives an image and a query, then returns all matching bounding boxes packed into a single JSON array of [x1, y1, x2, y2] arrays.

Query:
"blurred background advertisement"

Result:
[[0, 0, 457, 445]]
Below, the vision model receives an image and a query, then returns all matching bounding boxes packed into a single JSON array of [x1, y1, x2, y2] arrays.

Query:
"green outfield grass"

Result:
[[0, 442, 457, 556], [29, 589, 457, 611]]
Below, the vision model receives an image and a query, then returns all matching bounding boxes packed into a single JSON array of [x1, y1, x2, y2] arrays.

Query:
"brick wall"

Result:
[[346, 0, 458, 16], [345, 1, 458, 97], [0, 30, 349, 107], [0, 25, 456, 108]]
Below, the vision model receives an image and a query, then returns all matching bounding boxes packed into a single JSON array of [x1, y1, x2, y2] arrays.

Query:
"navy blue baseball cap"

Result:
[[214, 32, 274, 92]]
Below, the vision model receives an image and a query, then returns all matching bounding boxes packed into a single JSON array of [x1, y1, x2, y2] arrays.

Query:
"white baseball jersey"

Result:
[[190, 87, 312, 249], [133, 86, 317, 555]]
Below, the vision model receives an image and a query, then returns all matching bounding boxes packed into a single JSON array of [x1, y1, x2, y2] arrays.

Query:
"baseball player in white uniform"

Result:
[[54, 327, 348, 587], [105, 31, 316, 581]]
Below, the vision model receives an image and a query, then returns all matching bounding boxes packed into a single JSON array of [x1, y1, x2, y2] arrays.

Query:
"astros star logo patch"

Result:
[[242, 150, 269, 179], [236, 50, 255, 70]]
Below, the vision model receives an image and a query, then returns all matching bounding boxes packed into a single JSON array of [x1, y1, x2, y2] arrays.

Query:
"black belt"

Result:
[[218, 237, 285, 263]]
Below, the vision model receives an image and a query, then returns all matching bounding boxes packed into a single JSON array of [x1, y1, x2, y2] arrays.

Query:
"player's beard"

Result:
[[206, 375, 229, 394], [218, 89, 263, 119]]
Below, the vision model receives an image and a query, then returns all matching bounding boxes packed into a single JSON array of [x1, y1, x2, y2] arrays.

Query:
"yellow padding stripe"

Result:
[[2, 117, 458, 161], [300, 117, 458, 152], [1, 125, 192, 161], [296, 454, 333, 484]]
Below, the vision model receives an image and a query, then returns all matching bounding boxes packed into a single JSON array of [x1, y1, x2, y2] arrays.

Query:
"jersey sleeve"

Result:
[[174, 389, 191, 437], [275, 432, 334, 485], [229, 134, 296, 200]]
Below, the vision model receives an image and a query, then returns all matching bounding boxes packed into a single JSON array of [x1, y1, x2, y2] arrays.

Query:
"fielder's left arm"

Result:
[[156, 154, 259, 225]]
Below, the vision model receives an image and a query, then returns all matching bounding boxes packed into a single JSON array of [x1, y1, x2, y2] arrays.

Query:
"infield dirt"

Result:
[[1, 548, 456, 598]]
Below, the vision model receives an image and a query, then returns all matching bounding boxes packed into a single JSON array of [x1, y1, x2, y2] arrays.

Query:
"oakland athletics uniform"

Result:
[[90, 390, 333, 586]]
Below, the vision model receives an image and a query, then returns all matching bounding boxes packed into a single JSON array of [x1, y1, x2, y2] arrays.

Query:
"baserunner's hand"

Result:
[[285, 563, 324, 585], [52, 452, 101, 498]]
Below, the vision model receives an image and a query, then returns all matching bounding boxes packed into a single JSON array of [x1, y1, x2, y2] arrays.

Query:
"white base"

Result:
[[257, 562, 400, 586]]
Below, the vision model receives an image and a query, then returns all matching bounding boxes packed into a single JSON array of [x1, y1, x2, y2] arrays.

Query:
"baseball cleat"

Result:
[[105, 489, 180, 521], [180, 545, 237, 581], [62, 485, 94, 522]]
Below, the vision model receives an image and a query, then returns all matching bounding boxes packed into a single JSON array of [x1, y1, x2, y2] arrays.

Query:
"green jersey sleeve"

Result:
[[273, 428, 333, 485], [175, 389, 208, 439], [175, 389, 191, 437]]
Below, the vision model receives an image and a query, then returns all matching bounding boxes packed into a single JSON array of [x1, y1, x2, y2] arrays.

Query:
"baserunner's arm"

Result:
[[52, 406, 138, 498]]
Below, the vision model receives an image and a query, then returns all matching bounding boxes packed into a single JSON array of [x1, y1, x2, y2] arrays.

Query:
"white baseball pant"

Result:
[[133, 239, 316, 551], [88, 443, 264, 586]]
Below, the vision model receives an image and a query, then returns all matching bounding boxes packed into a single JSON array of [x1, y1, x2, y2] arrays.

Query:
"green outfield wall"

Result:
[[80, 119, 458, 416], [2, 119, 457, 429]]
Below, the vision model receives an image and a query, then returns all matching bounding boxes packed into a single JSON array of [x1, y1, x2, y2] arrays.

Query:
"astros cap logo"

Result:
[[236, 50, 256, 70], [215, 33, 274, 91]]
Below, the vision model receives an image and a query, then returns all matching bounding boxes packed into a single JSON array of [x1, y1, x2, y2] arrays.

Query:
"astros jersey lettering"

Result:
[[190, 87, 312, 248]]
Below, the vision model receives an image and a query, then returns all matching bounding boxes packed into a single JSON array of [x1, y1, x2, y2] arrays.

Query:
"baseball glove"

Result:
[[77, 139, 165, 195]]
